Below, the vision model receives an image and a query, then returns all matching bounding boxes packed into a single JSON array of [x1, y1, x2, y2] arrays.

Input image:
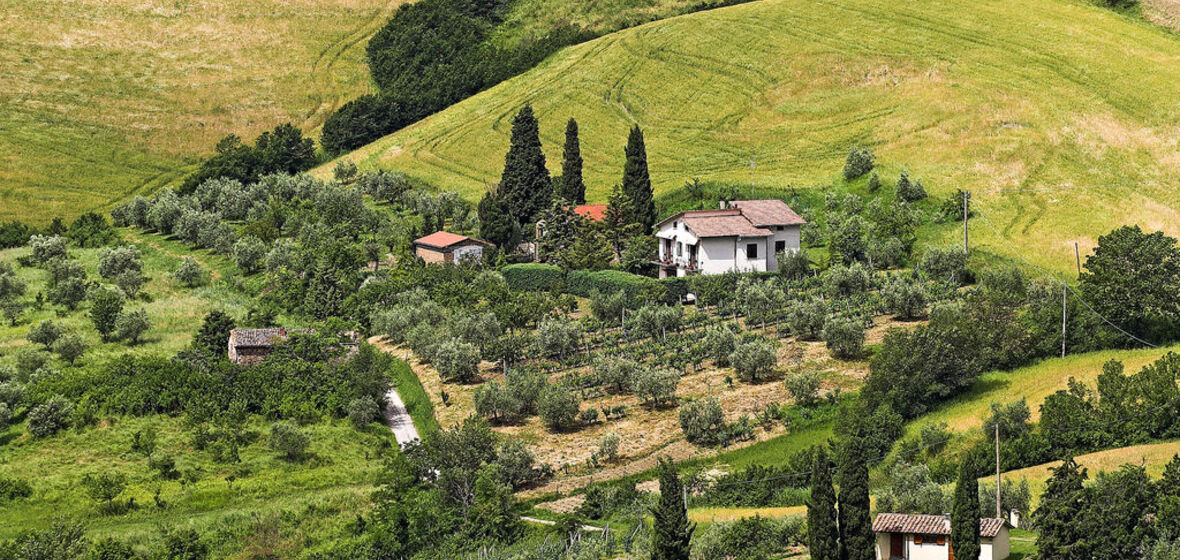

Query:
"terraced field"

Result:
[[324, 0, 1180, 275], [0, 0, 406, 224]]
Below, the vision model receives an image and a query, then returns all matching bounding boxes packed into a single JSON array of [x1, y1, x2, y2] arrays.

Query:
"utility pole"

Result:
[[749, 156, 755, 198], [995, 422, 1002, 519], [1061, 282, 1067, 358], [1074, 242, 1082, 277], [963, 190, 970, 255]]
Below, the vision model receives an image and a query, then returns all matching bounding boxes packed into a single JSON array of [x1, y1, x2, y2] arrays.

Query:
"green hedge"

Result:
[[658, 277, 691, 304], [566, 269, 664, 306], [502, 263, 565, 292]]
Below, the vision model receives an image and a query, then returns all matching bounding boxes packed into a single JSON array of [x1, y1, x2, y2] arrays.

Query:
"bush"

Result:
[[29, 234, 68, 264], [730, 338, 779, 382], [595, 355, 639, 394], [232, 235, 267, 274], [52, 333, 87, 365], [474, 381, 522, 424], [843, 147, 875, 180], [114, 308, 151, 344], [536, 315, 583, 361], [786, 299, 826, 340], [89, 287, 125, 342], [589, 289, 627, 325], [27, 320, 64, 348], [703, 326, 739, 367], [596, 432, 621, 463], [433, 338, 480, 383], [680, 397, 726, 446], [566, 269, 664, 306], [0, 403, 10, 429], [692, 515, 805, 560], [626, 305, 683, 340], [97, 245, 142, 281], [496, 439, 537, 489], [333, 158, 358, 182], [173, 257, 208, 288], [777, 249, 811, 281], [883, 277, 928, 320], [784, 369, 823, 405], [921, 246, 969, 285], [149, 452, 180, 480], [868, 237, 906, 269], [348, 395, 382, 428], [896, 170, 927, 202], [502, 263, 564, 292], [822, 262, 871, 298], [27, 395, 73, 437], [0, 475, 32, 501], [0, 220, 32, 248], [269, 422, 310, 460], [633, 368, 679, 409], [81, 471, 127, 513], [537, 384, 580, 431], [15, 347, 50, 377], [823, 316, 865, 359]]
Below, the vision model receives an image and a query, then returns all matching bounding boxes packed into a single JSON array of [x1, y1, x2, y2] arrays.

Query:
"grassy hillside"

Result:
[[324, 0, 1180, 275], [0, 0, 406, 224]]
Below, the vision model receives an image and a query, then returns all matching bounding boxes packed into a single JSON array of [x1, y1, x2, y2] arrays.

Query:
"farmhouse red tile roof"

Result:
[[872, 513, 1006, 538], [413, 231, 489, 249], [572, 204, 607, 221], [682, 214, 772, 238], [729, 199, 808, 226]]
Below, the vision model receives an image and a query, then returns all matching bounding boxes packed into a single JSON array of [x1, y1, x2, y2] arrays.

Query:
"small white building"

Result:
[[652, 199, 806, 278], [873, 513, 1009, 560], [412, 231, 490, 266]]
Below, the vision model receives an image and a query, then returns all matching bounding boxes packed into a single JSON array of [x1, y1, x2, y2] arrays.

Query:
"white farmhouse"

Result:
[[873, 513, 1010, 560], [652, 199, 806, 278]]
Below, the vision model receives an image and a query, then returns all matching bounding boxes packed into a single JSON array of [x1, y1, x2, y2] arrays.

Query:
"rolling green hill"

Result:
[[321, 0, 1180, 275], [0, 0, 407, 225]]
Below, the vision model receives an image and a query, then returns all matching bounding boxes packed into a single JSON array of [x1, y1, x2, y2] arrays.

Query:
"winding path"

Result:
[[383, 386, 420, 447]]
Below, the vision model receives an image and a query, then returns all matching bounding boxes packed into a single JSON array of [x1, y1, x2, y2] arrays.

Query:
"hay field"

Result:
[[322, 0, 1180, 275], [0, 0, 404, 224]]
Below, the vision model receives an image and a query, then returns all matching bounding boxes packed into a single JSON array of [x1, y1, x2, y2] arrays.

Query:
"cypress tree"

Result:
[[651, 457, 693, 560], [622, 125, 656, 232], [478, 187, 521, 250], [1035, 457, 1088, 560], [560, 118, 585, 205], [837, 435, 874, 560], [500, 104, 551, 223], [951, 462, 981, 560], [1159, 454, 1180, 536], [808, 445, 839, 560]]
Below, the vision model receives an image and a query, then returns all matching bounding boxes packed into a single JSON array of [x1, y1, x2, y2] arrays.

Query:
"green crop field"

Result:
[[322, 0, 1180, 275], [0, 0, 407, 225]]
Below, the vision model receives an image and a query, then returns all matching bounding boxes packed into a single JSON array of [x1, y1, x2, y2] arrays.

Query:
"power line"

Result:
[[969, 203, 1159, 349]]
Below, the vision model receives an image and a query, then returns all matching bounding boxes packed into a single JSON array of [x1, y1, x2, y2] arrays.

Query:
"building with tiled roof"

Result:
[[652, 200, 806, 278], [227, 328, 360, 365], [872, 513, 1010, 560], [572, 204, 608, 222], [412, 231, 491, 266]]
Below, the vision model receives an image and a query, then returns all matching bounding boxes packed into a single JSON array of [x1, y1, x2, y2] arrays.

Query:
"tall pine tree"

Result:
[[622, 125, 656, 232], [560, 118, 585, 204], [603, 184, 639, 259], [651, 458, 693, 560], [500, 104, 551, 223], [837, 435, 874, 560], [951, 462, 981, 560], [478, 186, 521, 250], [1035, 457, 1088, 560], [808, 445, 839, 560]]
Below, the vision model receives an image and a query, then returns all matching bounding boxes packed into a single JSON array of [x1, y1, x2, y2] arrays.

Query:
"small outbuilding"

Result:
[[873, 513, 1009, 560], [228, 328, 359, 365], [412, 231, 491, 265]]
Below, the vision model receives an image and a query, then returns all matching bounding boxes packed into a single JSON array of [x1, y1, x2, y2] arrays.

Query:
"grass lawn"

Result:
[[0, 0, 408, 225], [322, 0, 1180, 276], [1010, 528, 1038, 559], [1002, 439, 1180, 504]]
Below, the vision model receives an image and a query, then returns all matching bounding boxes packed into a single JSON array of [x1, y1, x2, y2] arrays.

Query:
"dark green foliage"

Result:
[[537, 383, 580, 431], [651, 458, 694, 560], [622, 125, 655, 231], [1159, 455, 1180, 536], [1079, 225, 1180, 342], [163, 527, 208, 560], [89, 287, 124, 342], [478, 187, 522, 250], [882, 277, 927, 320], [807, 446, 838, 560], [920, 246, 969, 285], [1078, 464, 1156, 560], [842, 147, 875, 180], [951, 463, 980, 560], [348, 395, 382, 428], [837, 433, 874, 560], [501, 263, 564, 292], [560, 118, 585, 204], [822, 316, 865, 360], [180, 123, 316, 194], [1035, 457, 1088, 559], [88, 537, 139, 560], [565, 269, 663, 305], [1, 521, 88, 560], [82, 471, 127, 512], [27, 319, 64, 348], [0, 220, 32, 249], [500, 104, 551, 223], [895, 170, 927, 202], [67, 212, 117, 248], [192, 311, 236, 356]]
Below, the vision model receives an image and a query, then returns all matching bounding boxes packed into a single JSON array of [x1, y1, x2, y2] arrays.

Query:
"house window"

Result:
[[775, 240, 786, 254], [673, 221, 678, 229], [677, 242, 683, 257], [746, 243, 758, 259]]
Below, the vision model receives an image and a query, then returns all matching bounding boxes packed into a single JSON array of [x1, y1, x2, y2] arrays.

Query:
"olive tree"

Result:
[[269, 422, 310, 461], [173, 257, 208, 288], [785, 369, 823, 405], [433, 338, 480, 383], [730, 338, 779, 382], [114, 309, 151, 345], [595, 355, 640, 394], [883, 277, 928, 320], [52, 333, 87, 365], [702, 326, 738, 367], [633, 368, 679, 409], [679, 397, 726, 446], [537, 384, 580, 431], [26, 320, 64, 348], [27, 395, 73, 438], [786, 298, 826, 340], [822, 316, 865, 359], [89, 287, 124, 342], [536, 315, 583, 361], [232, 235, 267, 274]]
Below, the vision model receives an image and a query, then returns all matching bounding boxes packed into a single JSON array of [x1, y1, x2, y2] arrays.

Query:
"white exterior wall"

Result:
[[875, 532, 1007, 560], [698, 237, 736, 275], [654, 220, 799, 276]]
